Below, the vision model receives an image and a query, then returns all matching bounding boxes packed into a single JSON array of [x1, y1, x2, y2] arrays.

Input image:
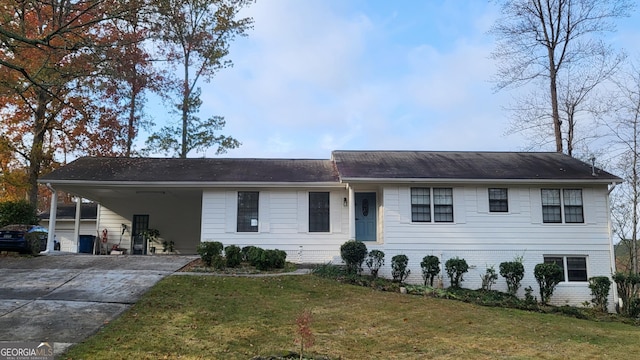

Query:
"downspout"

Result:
[[44, 183, 58, 253], [607, 182, 619, 311]]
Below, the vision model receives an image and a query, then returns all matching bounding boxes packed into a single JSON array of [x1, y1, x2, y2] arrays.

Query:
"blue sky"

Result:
[[146, 0, 640, 159]]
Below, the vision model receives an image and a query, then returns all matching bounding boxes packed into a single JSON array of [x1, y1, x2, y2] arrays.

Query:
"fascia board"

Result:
[[339, 177, 622, 185], [40, 180, 343, 188]]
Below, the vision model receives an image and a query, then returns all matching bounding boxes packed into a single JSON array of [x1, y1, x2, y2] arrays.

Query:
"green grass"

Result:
[[63, 275, 640, 360]]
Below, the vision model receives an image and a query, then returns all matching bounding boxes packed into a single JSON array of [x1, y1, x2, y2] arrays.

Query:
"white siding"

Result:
[[378, 184, 616, 310], [97, 206, 131, 252], [39, 219, 96, 252], [198, 182, 614, 309], [201, 188, 349, 263]]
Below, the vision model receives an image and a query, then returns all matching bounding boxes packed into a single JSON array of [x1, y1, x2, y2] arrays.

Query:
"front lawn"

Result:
[[63, 275, 640, 359]]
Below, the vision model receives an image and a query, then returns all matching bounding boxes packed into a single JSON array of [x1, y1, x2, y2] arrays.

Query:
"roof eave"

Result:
[[40, 180, 343, 188], [339, 177, 622, 185]]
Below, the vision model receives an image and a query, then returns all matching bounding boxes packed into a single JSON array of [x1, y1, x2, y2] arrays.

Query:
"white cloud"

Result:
[[196, 1, 541, 158]]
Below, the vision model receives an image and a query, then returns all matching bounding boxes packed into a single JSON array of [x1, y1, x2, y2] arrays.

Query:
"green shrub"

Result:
[[254, 249, 287, 270], [340, 240, 368, 275], [524, 286, 537, 305], [630, 298, 640, 318], [197, 241, 223, 267], [365, 250, 385, 278], [612, 272, 640, 316], [588, 276, 612, 312], [241, 246, 257, 262], [247, 247, 265, 267], [499, 260, 525, 296], [445, 257, 469, 288], [391, 254, 410, 283], [534, 262, 563, 305], [224, 245, 243, 268], [0, 200, 39, 227], [24, 231, 45, 255], [481, 265, 498, 291], [420, 255, 440, 286]]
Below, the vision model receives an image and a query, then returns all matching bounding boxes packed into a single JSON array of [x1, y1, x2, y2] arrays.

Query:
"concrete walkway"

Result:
[[0, 253, 197, 357]]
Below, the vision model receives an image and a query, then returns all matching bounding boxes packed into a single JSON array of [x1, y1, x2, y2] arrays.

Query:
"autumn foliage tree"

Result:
[[0, 0, 147, 206]]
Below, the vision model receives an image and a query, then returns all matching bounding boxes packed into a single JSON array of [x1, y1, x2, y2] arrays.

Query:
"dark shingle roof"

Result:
[[39, 203, 97, 220], [332, 151, 620, 182], [40, 157, 340, 183], [40, 152, 621, 185]]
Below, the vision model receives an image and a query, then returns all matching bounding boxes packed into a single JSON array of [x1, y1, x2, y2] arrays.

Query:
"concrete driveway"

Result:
[[0, 253, 197, 356]]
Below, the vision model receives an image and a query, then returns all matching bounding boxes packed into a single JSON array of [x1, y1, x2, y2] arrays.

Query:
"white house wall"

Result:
[[97, 206, 131, 252], [39, 219, 96, 252], [374, 184, 615, 309], [200, 188, 349, 263]]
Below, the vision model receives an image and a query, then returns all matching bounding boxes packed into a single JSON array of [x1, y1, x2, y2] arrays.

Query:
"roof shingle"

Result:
[[332, 151, 620, 181], [40, 157, 340, 183]]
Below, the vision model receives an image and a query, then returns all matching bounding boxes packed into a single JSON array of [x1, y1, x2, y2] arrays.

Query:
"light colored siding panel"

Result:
[[297, 191, 308, 233], [260, 191, 270, 233], [530, 188, 542, 223], [398, 187, 410, 224], [331, 191, 342, 233], [225, 191, 236, 233], [583, 187, 596, 224], [454, 187, 467, 224], [510, 188, 521, 214], [476, 187, 488, 213]]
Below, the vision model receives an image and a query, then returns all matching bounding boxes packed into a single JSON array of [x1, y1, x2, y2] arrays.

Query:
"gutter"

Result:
[[36, 180, 343, 188], [339, 177, 622, 185]]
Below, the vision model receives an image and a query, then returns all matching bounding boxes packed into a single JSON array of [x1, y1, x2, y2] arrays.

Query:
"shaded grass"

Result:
[[63, 275, 640, 360]]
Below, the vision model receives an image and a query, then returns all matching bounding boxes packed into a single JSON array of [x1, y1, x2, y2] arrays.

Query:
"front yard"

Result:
[[61, 274, 640, 359]]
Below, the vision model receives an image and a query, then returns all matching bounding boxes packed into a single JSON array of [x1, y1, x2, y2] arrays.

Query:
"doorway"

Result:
[[355, 192, 376, 241], [131, 214, 149, 255]]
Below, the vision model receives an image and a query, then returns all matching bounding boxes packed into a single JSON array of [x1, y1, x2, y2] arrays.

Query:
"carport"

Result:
[[38, 158, 207, 255]]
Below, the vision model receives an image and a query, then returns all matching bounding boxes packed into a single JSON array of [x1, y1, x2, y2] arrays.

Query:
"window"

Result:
[[411, 188, 430, 222], [309, 192, 330, 232], [563, 189, 584, 223], [488, 188, 508, 212], [411, 187, 453, 223], [237, 191, 259, 232], [543, 256, 588, 282], [541, 189, 583, 223]]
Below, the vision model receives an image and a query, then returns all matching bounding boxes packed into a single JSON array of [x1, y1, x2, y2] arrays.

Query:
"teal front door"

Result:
[[355, 192, 376, 241]]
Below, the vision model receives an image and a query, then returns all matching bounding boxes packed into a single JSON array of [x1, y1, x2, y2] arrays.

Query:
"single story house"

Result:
[[39, 151, 621, 308]]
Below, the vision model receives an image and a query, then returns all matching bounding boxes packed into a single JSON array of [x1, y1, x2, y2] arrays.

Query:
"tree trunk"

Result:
[[126, 89, 136, 157], [548, 59, 563, 154], [181, 56, 189, 158], [634, 109, 639, 275], [26, 89, 49, 207]]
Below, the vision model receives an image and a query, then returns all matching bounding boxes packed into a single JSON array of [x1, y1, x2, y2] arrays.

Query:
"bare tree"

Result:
[[491, 0, 633, 156], [603, 62, 640, 275]]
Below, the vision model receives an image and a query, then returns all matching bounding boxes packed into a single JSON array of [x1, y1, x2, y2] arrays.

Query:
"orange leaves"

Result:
[[0, 0, 147, 205]]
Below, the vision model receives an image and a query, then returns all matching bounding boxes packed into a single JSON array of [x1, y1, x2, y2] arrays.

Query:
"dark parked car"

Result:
[[0, 224, 50, 254]]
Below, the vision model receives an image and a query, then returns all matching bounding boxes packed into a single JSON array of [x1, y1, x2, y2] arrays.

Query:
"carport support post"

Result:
[[45, 183, 58, 253], [74, 197, 82, 252]]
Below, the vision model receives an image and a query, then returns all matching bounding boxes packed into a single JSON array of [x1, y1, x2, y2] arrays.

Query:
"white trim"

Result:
[[339, 177, 620, 185], [40, 180, 343, 188]]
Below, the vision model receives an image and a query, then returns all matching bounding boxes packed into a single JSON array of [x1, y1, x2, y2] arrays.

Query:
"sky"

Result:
[[145, 0, 640, 160]]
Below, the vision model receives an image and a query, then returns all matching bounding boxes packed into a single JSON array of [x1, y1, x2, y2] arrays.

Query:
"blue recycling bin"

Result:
[[78, 235, 95, 254]]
